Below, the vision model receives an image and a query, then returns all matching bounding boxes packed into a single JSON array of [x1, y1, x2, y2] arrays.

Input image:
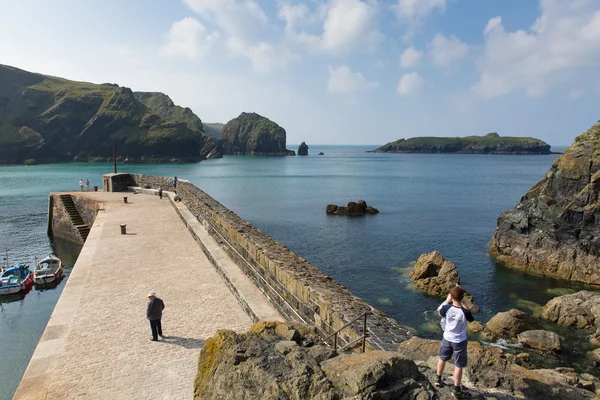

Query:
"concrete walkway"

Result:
[[14, 192, 275, 399]]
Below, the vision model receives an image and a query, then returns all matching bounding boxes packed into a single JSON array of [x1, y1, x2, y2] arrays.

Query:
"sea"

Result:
[[1, 144, 598, 399]]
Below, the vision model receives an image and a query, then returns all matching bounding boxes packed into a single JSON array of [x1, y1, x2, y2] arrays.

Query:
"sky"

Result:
[[1, 0, 600, 146]]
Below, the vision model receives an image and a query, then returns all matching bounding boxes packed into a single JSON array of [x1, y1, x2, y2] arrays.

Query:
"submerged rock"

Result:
[[542, 291, 600, 330], [517, 330, 562, 352], [489, 121, 600, 285], [297, 141, 308, 156], [486, 309, 541, 338], [410, 251, 478, 312], [326, 200, 379, 215]]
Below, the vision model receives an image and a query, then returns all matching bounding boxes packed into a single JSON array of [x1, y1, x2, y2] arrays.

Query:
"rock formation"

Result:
[[490, 121, 600, 285], [485, 309, 541, 338], [371, 132, 552, 155], [517, 330, 562, 352], [326, 200, 379, 216], [319, 152, 324, 155], [194, 321, 436, 400], [410, 251, 478, 311], [0, 64, 221, 164], [542, 291, 600, 330], [297, 141, 308, 156], [219, 112, 295, 156]]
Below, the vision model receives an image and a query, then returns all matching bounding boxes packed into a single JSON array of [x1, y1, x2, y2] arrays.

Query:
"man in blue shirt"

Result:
[[436, 286, 474, 398]]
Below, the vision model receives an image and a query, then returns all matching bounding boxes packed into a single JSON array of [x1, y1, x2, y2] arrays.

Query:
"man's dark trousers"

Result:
[[150, 319, 162, 340]]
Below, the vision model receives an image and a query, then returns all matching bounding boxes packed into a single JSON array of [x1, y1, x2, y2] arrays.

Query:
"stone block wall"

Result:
[[49, 193, 100, 245], [129, 174, 412, 351]]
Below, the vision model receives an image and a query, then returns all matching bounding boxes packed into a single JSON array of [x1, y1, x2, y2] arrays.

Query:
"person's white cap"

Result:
[[148, 291, 156, 297]]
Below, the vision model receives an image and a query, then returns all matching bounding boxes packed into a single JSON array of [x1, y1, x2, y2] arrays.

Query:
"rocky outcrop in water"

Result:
[[0, 64, 221, 164], [542, 291, 600, 330], [410, 251, 478, 311], [219, 112, 295, 156], [371, 132, 552, 155], [490, 121, 600, 285], [326, 200, 379, 216], [485, 309, 541, 338], [297, 141, 308, 156], [517, 330, 562, 352]]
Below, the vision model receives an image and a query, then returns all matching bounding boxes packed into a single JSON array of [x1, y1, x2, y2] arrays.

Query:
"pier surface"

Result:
[[14, 192, 275, 399]]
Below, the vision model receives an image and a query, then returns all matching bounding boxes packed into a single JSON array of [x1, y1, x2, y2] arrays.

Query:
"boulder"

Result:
[[591, 328, 600, 347], [486, 309, 541, 337], [467, 321, 496, 341], [325, 204, 338, 214], [542, 291, 600, 330], [410, 251, 478, 311], [517, 330, 562, 352], [195, 321, 435, 400], [297, 141, 309, 156]]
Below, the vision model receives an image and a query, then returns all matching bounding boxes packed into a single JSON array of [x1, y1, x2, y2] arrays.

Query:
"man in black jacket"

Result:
[[147, 291, 165, 341]]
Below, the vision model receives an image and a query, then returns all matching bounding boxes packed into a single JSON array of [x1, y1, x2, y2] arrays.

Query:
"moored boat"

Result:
[[33, 255, 63, 285], [0, 264, 33, 295]]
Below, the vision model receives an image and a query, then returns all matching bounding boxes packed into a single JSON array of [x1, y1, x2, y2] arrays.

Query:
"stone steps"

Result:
[[59, 194, 89, 242]]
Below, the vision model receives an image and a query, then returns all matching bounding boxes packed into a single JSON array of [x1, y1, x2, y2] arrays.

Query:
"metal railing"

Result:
[[325, 312, 370, 353]]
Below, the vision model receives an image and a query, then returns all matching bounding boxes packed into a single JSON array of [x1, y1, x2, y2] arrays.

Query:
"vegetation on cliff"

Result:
[[219, 112, 294, 155], [202, 123, 224, 139], [490, 121, 600, 285], [371, 132, 551, 154], [0, 64, 221, 164]]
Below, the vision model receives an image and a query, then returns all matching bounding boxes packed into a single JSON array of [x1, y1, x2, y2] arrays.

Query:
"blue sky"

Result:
[[1, 0, 600, 146]]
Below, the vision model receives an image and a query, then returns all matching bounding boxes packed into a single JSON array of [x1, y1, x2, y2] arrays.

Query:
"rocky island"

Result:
[[326, 200, 379, 215], [219, 112, 295, 156], [371, 132, 552, 155], [0, 64, 221, 164], [490, 121, 600, 285]]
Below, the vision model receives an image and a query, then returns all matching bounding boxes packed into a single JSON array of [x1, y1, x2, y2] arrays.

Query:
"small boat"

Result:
[[33, 255, 63, 285], [0, 264, 33, 295]]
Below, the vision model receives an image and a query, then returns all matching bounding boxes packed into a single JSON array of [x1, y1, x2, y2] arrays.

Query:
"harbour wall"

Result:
[[106, 173, 412, 351], [48, 193, 101, 245]]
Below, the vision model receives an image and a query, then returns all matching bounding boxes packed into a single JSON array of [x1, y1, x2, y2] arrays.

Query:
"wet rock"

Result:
[[467, 321, 496, 341], [591, 328, 600, 347], [326, 200, 378, 215], [542, 291, 600, 330], [486, 309, 541, 338], [297, 141, 309, 156], [517, 330, 562, 352], [410, 251, 478, 312]]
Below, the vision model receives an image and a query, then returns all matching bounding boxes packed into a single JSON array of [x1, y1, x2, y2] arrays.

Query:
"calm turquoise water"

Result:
[[1, 145, 598, 398]]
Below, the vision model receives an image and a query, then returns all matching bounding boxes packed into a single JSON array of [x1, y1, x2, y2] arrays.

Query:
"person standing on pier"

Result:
[[146, 291, 165, 341], [79, 178, 84, 191], [85, 179, 90, 191]]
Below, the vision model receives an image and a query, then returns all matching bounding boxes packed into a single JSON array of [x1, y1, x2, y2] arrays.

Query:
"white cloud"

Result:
[[280, 0, 383, 54], [394, 0, 445, 21], [327, 65, 379, 94], [160, 17, 217, 59], [473, 0, 600, 98], [245, 42, 298, 73], [429, 33, 468, 67], [399, 45, 422, 68], [397, 72, 424, 95]]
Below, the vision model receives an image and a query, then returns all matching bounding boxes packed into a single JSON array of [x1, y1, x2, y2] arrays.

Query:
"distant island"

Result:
[[370, 133, 552, 155], [0, 64, 294, 164]]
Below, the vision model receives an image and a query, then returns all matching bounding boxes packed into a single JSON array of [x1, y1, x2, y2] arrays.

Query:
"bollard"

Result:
[[120, 224, 127, 235], [94, 186, 98, 192], [123, 196, 128, 204]]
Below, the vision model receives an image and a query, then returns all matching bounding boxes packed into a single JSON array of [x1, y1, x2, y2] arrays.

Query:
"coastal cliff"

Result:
[[490, 121, 600, 285], [0, 64, 221, 164], [371, 132, 551, 155], [220, 112, 295, 156]]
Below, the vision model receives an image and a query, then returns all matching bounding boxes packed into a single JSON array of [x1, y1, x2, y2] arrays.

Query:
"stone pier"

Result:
[[14, 191, 281, 399]]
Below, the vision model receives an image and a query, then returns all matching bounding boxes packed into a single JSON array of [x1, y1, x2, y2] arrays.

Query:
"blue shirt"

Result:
[[438, 301, 474, 343]]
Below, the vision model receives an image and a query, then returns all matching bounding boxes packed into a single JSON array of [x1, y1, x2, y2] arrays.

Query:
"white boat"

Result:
[[33, 255, 63, 284]]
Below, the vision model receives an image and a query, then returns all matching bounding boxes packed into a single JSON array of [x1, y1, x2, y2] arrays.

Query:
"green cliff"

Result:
[[490, 121, 600, 285], [0, 64, 221, 164], [203, 123, 224, 139], [220, 112, 295, 156], [371, 133, 551, 155]]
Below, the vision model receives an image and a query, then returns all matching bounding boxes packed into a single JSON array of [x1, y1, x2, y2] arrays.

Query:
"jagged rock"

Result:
[[467, 321, 496, 341], [396, 337, 597, 399], [410, 251, 479, 312], [219, 112, 295, 156], [592, 328, 600, 347], [542, 291, 600, 330], [486, 309, 541, 337], [517, 330, 562, 352], [489, 121, 600, 285], [194, 321, 434, 400], [326, 200, 379, 215], [298, 141, 308, 156]]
